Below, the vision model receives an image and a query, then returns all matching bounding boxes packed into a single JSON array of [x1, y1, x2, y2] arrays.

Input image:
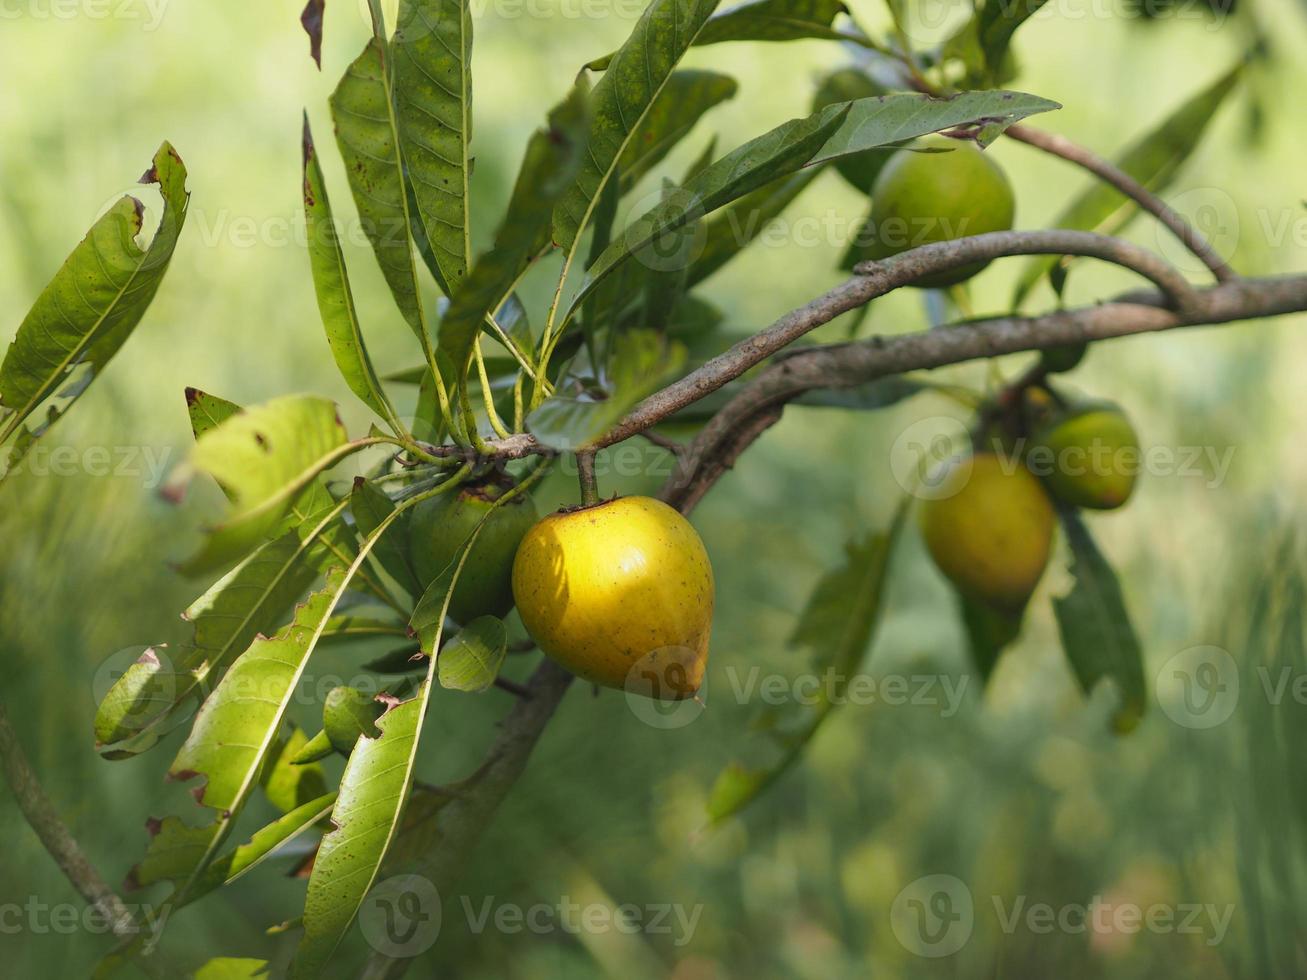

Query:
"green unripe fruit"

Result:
[[813, 69, 891, 192], [1040, 342, 1088, 373], [919, 452, 1055, 613], [1031, 405, 1139, 510], [864, 136, 1016, 287], [410, 479, 539, 624]]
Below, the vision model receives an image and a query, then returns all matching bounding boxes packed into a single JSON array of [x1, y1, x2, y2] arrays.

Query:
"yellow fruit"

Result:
[[410, 479, 538, 624], [919, 452, 1054, 612], [863, 136, 1016, 287], [511, 496, 714, 699], [1032, 406, 1139, 510]]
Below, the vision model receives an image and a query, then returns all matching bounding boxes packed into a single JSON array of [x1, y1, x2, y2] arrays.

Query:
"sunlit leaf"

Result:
[[262, 728, 330, 813], [172, 396, 352, 576], [438, 616, 508, 692], [0, 143, 188, 472]]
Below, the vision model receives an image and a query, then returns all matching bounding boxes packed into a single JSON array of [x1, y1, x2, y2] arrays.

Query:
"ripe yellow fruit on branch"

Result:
[[919, 452, 1054, 613], [512, 496, 714, 700]]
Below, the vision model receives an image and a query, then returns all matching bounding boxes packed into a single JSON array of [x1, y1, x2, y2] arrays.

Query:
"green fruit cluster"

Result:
[[919, 399, 1139, 613]]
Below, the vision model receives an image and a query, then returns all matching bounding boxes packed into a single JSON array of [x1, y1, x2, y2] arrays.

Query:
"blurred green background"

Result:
[[3, 0, 1307, 976]]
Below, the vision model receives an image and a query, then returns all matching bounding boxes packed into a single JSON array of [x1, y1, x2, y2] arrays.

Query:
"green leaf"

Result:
[[708, 501, 906, 823], [686, 168, 823, 287], [976, 0, 1049, 77], [331, 38, 435, 344], [552, 0, 722, 254], [588, 0, 855, 69], [1052, 507, 1147, 733], [571, 90, 1058, 318], [174, 395, 351, 576], [527, 330, 685, 450], [323, 685, 385, 753], [438, 616, 508, 692], [958, 593, 1022, 680], [185, 387, 241, 439], [302, 117, 402, 431], [293, 491, 501, 976], [1011, 62, 1243, 307], [165, 567, 351, 893], [127, 792, 336, 901], [289, 728, 335, 765], [94, 502, 352, 757], [617, 71, 738, 194], [262, 728, 330, 813], [812, 68, 891, 192], [393, 0, 472, 290], [435, 83, 589, 383], [0, 143, 188, 465], [695, 0, 852, 45], [351, 478, 422, 598]]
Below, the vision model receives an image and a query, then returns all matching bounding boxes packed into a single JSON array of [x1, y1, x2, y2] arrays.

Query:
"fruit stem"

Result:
[[576, 450, 599, 506]]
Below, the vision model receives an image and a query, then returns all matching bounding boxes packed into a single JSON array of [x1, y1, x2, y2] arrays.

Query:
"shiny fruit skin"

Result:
[[511, 496, 714, 699], [865, 136, 1015, 287], [1033, 407, 1139, 510], [919, 453, 1054, 613], [410, 482, 539, 624]]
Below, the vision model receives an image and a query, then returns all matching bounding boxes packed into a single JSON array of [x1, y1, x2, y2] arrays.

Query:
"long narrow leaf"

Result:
[[569, 90, 1059, 320], [552, 0, 722, 254], [393, 0, 473, 291], [1052, 507, 1147, 732], [303, 117, 402, 431], [292, 486, 514, 975], [331, 39, 437, 344]]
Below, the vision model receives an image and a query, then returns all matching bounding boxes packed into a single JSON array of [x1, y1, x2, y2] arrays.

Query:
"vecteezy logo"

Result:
[[359, 875, 442, 958], [1157, 645, 1239, 729], [890, 874, 974, 957], [889, 416, 972, 500], [623, 646, 708, 730]]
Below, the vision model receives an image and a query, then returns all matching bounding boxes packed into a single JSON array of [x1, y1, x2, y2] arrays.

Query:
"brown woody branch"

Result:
[[1005, 124, 1237, 284], [357, 250, 1307, 978]]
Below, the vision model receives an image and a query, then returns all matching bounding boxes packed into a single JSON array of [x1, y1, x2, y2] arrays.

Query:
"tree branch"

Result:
[[1006, 123, 1236, 284], [358, 263, 1307, 977], [0, 696, 136, 938], [667, 273, 1307, 504]]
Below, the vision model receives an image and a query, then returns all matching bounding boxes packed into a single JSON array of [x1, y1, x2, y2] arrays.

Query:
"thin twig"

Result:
[[1006, 124, 1237, 283], [0, 697, 137, 938]]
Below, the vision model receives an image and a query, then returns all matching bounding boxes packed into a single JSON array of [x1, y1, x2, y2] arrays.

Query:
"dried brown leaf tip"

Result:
[[301, 0, 326, 70]]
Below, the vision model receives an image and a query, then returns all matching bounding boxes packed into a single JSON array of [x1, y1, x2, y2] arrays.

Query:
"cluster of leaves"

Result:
[[0, 0, 1252, 972]]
